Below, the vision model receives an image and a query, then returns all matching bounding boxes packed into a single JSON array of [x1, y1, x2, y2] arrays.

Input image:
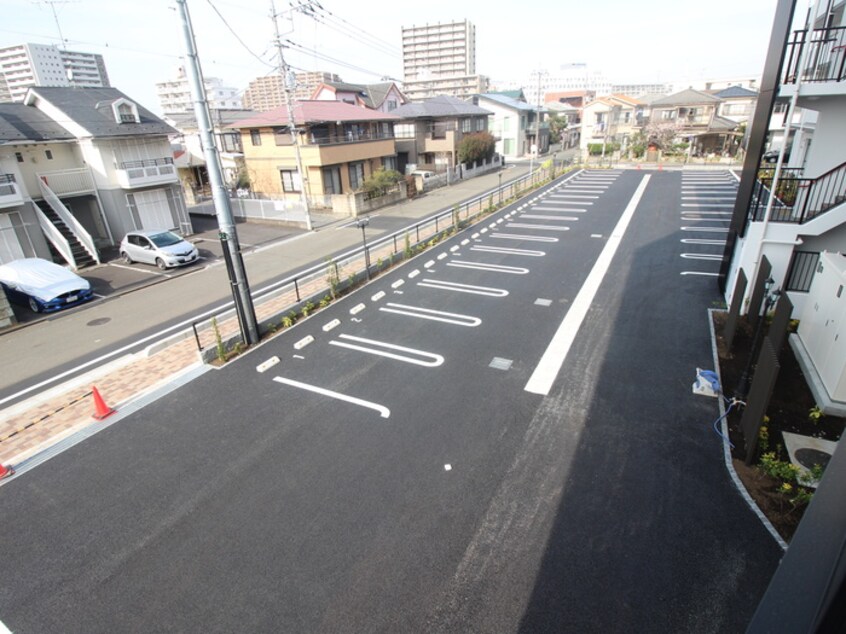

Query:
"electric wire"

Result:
[[204, 0, 275, 68]]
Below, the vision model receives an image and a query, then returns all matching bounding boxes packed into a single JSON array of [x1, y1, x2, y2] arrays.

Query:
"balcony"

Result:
[[0, 174, 24, 209], [116, 158, 178, 189], [306, 130, 395, 146], [783, 26, 846, 85], [37, 168, 96, 197]]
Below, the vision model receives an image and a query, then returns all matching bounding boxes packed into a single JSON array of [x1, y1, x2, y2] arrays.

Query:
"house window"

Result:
[[595, 113, 605, 124], [45, 149, 53, 160], [661, 110, 675, 120], [322, 166, 342, 195], [461, 118, 472, 133], [250, 129, 262, 146], [382, 156, 397, 171], [476, 118, 485, 131], [387, 100, 397, 111], [15, 152, 23, 163], [394, 123, 416, 139], [623, 111, 631, 123], [348, 162, 365, 190], [274, 127, 294, 145], [117, 102, 137, 123], [280, 170, 301, 192]]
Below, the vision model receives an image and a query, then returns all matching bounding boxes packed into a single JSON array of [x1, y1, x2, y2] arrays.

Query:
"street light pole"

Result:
[[498, 172, 503, 205], [355, 216, 371, 280]]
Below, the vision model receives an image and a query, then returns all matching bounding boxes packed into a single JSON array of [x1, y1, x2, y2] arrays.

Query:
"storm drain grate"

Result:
[[489, 357, 513, 371], [534, 298, 552, 306]]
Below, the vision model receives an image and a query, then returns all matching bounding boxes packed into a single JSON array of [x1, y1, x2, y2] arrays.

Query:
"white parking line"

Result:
[[520, 214, 579, 221], [681, 238, 726, 245], [329, 334, 444, 367], [681, 253, 723, 260], [490, 233, 559, 242], [470, 245, 545, 257], [379, 303, 482, 327], [506, 223, 570, 231], [532, 207, 587, 212], [525, 175, 650, 396], [681, 271, 720, 277], [446, 260, 529, 274], [273, 376, 390, 418], [417, 278, 509, 297], [681, 226, 730, 233]]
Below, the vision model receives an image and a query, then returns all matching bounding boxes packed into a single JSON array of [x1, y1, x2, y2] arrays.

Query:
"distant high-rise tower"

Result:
[[401, 20, 488, 101], [0, 43, 110, 103], [242, 71, 342, 112], [155, 66, 242, 115]]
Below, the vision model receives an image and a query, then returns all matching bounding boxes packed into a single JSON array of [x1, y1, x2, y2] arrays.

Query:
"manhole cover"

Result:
[[794, 448, 831, 471], [87, 317, 111, 326]]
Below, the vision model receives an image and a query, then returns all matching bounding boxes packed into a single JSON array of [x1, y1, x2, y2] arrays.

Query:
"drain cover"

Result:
[[794, 448, 831, 471], [489, 357, 512, 371], [87, 317, 111, 326]]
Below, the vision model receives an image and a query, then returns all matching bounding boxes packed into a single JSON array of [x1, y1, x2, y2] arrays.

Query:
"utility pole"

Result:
[[529, 70, 547, 180], [33, 0, 74, 47], [271, 0, 313, 231], [175, 0, 259, 345]]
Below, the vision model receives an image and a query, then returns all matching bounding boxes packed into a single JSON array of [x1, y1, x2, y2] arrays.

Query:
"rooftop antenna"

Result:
[[31, 0, 78, 48]]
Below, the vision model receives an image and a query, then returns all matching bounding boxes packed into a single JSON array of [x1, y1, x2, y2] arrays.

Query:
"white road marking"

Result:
[[681, 238, 725, 245], [525, 175, 650, 396], [391, 279, 405, 288], [371, 291, 386, 301], [273, 376, 390, 418], [408, 270, 420, 278], [472, 232, 480, 239], [548, 194, 599, 199], [461, 239, 470, 245], [548, 199, 594, 205], [681, 253, 723, 260], [521, 214, 579, 221], [506, 223, 570, 231], [591, 234, 603, 238], [681, 196, 737, 200], [294, 335, 315, 350], [532, 207, 587, 212], [681, 271, 720, 277], [417, 278, 509, 297], [323, 318, 341, 331], [444, 464, 452, 471], [680, 218, 730, 223], [450, 245, 460, 252], [480, 228, 489, 234], [329, 334, 444, 367], [681, 226, 730, 233], [470, 245, 545, 257], [437, 253, 448, 260], [256, 356, 280, 373], [424, 260, 436, 268], [350, 303, 366, 314], [109, 262, 171, 277], [379, 302, 482, 326], [447, 260, 529, 275], [680, 211, 733, 215], [490, 233, 559, 242]]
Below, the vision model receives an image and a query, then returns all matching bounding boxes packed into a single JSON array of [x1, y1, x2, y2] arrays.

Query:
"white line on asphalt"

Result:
[[680, 218, 730, 223], [417, 278, 509, 297], [680, 211, 733, 215], [294, 335, 314, 350], [256, 356, 280, 373], [525, 175, 650, 396], [547, 199, 594, 205], [506, 223, 570, 231], [461, 239, 470, 245], [329, 334, 444, 367], [371, 291, 386, 301], [350, 303, 366, 315], [408, 270, 420, 278], [681, 203, 734, 207], [490, 233, 559, 242], [480, 228, 489, 234], [437, 253, 448, 260], [273, 376, 390, 418], [681, 226, 730, 233], [520, 214, 579, 221], [591, 234, 603, 238], [323, 318, 341, 331], [681, 253, 723, 260], [681, 196, 737, 200], [424, 260, 436, 268], [532, 207, 587, 212], [548, 194, 599, 199], [450, 245, 460, 252], [681, 238, 726, 245], [391, 279, 405, 288], [446, 260, 529, 274], [108, 262, 171, 277], [470, 245, 545, 257], [379, 303, 482, 326], [681, 271, 720, 277]]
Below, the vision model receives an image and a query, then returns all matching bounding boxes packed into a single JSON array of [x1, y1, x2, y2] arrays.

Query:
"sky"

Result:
[[2, 0, 785, 115]]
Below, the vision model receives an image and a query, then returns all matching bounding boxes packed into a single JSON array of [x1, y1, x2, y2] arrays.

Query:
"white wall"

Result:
[[800, 97, 846, 177]]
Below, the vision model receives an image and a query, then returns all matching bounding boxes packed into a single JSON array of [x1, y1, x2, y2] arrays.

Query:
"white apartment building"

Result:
[[401, 20, 488, 101], [0, 43, 110, 103], [242, 72, 342, 111], [155, 66, 241, 115]]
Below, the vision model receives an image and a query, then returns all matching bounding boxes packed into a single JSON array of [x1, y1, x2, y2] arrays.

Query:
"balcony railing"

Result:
[[749, 162, 846, 223], [116, 157, 177, 188], [783, 26, 846, 84], [306, 130, 394, 146], [37, 168, 96, 197]]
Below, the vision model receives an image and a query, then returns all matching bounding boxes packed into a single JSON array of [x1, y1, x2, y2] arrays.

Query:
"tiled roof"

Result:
[[0, 103, 75, 142], [476, 93, 536, 111], [650, 88, 721, 106], [228, 100, 401, 128], [166, 110, 257, 131], [319, 82, 403, 109], [713, 85, 758, 99], [26, 86, 175, 137], [393, 95, 492, 118], [709, 115, 739, 132]]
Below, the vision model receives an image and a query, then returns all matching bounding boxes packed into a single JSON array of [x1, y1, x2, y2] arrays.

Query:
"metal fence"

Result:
[[191, 163, 574, 356]]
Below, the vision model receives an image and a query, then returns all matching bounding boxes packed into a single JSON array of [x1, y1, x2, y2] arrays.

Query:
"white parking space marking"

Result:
[[350, 303, 366, 315], [294, 335, 315, 350], [681, 238, 726, 245], [470, 245, 545, 257], [682, 196, 737, 200], [273, 376, 390, 418], [681, 226, 730, 233], [681, 211, 733, 215], [506, 223, 570, 231], [681, 271, 721, 277], [256, 356, 280, 373], [680, 217, 730, 223], [681, 253, 723, 260], [371, 291, 386, 301], [323, 318, 341, 331], [379, 302, 482, 327], [329, 334, 444, 367], [109, 263, 171, 277], [521, 214, 579, 221], [682, 203, 734, 208], [525, 175, 650, 396], [391, 279, 405, 289], [446, 260, 529, 274], [417, 278, 509, 297], [490, 233, 559, 242], [408, 270, 420, 278], [532, 206, 587, 212]]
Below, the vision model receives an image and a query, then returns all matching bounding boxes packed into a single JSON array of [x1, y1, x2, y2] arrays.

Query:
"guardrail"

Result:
[[191, 161, 576, 360]]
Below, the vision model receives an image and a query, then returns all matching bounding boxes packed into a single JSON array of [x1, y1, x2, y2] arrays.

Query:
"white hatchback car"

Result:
[[120, 230, 199, 270]]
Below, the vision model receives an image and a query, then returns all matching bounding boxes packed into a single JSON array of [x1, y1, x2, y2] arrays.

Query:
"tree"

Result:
[[457, 131, 496, 165], [361, 168, 403, 197], [641, 120, 683, 151], [547, 111, 568, 143]]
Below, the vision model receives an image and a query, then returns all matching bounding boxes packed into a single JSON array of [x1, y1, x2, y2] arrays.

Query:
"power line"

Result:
[[283, 39, 391, 80], [311, 3, 400, 56], [204, 0, 275, 68]]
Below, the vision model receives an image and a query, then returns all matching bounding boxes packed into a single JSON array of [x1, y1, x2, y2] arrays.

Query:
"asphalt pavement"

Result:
[[0, 168, 781, 632]]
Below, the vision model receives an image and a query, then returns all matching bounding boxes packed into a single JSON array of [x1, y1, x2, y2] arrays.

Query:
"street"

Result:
[[0, 169, 780, 632]]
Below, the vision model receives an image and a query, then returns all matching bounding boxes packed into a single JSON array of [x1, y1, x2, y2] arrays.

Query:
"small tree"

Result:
[[361, 168, 403, 197], [457, 131, 496, 165], [547, 111, 568, 143]]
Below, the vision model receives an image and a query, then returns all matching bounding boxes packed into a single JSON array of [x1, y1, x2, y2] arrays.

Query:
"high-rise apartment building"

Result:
[[0, 43, 110, 103], [155, 66, 241, 115], [242, 71, 342, 111], [401, 20, 488, 101]]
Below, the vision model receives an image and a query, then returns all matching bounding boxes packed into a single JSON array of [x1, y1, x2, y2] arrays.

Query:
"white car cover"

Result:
[[0, 258, 90, 302]]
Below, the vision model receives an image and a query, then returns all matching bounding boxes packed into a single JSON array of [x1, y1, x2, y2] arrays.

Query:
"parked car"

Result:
[[763, 148, 790, 164], [120, 230, 199, 270], [0, 258, 94, 313]]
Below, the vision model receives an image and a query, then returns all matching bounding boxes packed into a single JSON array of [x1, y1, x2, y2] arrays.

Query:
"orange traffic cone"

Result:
[[0, 463, 13, 480], [658, 163, 663, 171], [92, 385, 115, 420]]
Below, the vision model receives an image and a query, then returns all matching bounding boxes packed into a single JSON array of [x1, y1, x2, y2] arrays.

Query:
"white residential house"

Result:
[[473, 93, 548, 158], [310, 82, 408, 113], [579, 95, 641, 154], [0, 86, 190, 269], [722, 0, 846, 413]]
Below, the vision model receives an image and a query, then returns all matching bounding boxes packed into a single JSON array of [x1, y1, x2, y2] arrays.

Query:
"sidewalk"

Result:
[[0, 163, 532, 471]]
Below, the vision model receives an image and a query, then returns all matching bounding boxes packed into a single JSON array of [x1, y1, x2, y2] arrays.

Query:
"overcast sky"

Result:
[[3, 0, 785, 114]]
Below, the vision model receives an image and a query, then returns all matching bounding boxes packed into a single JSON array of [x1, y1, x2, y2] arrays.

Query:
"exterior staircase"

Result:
[[750, 160, 846, 225], [34, 200, 97, 269]]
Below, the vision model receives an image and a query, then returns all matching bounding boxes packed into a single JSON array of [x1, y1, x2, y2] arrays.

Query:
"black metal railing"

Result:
[[749, 162, 846, 223], [307, 130, 394, 146], [785, 251, 820, 292], [783, 26, 846, 84]]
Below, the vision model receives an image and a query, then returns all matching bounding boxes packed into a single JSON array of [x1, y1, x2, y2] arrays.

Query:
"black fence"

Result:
[[783, 25, 846, 84]]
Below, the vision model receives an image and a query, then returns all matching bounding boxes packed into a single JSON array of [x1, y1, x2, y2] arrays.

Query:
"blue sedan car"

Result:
[[0, 258, 94, 313]]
